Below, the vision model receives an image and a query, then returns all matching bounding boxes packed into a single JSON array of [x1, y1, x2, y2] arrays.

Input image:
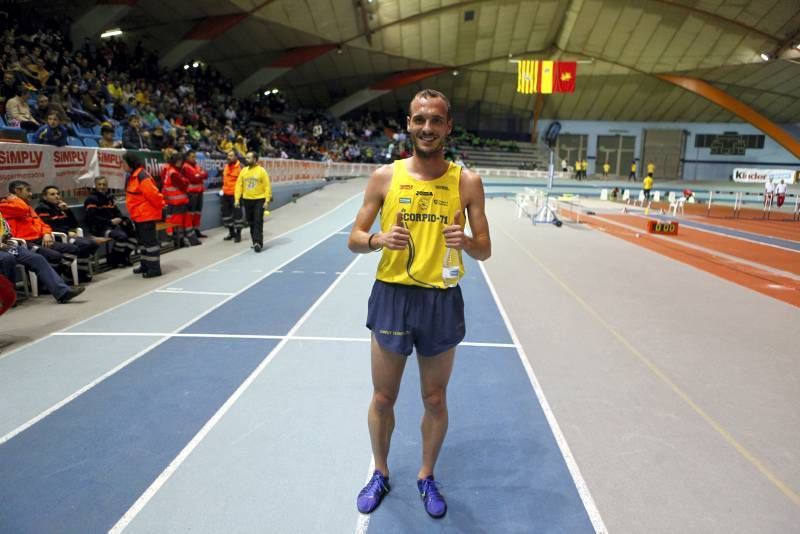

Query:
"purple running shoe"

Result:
[[357, 470, 390, 514]]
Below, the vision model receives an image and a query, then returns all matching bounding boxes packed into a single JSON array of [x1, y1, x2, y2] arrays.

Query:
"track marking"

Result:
[[110, 255, 364, 532], [51, 332, 515, 348], [497, 222, 800, 509], [0, 192, 363, 363], [155, 290, 235, 296], [478, 260, 608, 533], [0, 221, 358, 447], [354, 458, 377, 534]]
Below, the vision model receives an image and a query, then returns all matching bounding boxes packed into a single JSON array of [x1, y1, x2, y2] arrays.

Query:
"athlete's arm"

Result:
[[449, 169, 491, 261], [348, 165, 409, 253]]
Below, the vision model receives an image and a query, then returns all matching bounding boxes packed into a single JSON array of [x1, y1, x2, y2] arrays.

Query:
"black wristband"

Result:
[[367, 233, 381, 252]]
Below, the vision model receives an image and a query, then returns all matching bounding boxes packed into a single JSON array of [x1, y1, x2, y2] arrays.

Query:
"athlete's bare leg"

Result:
[[417, 347, 456, 479], [368, 335, 408, 477]]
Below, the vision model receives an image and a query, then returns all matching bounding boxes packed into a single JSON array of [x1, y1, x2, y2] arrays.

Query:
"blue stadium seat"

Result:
[[27, 132, 37, 144], [73, 125, 92, 136], [91, 125, 102, 136], [67, 136, 84, 146], [83, 137, 99, 147]]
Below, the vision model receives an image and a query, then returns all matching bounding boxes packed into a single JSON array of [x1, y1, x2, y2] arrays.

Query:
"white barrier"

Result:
[[0, 142, 378, 192]]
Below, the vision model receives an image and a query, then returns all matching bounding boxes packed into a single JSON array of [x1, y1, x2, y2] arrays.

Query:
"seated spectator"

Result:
[[83, 176, 135, 267], [36, 185, 98, 282], [0, 180, 81, 280], [148, 124, 167, 150], [31, 93, 69, 124], [98, 122, 122, 148], [0, 71, 17, 102], [34, 111, 68, 147], [122, 114, 149, 149], [5, 84, 39, 131], [81, 82, 107, 122], [1, 212, 84, 303]]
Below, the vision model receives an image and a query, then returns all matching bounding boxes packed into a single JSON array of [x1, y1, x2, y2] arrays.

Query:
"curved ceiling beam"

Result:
[[646, 0, 777, 42], [657, 74, 800, 158], [554, 0, 586, 52], [343, 0, 480, 46]]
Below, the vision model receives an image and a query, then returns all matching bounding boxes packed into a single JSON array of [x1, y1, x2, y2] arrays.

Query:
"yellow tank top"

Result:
[[376, 159, 464, 289]]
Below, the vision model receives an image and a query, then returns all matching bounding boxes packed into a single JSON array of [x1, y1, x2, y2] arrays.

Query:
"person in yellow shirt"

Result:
[[582, 159, 588, 180], [629, 161, 637, 181], [574, 159, 582, 180], [643, 174, 654, 203], [646, 162, 655, 176], [348, 89, 491, 519], [234, 151, 271, 253], [602, 161, 610, 177]]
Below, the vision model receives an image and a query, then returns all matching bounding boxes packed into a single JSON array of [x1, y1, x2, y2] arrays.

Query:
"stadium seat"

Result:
[[82, 137, 99, 147], [73, 124, 93, 136], [27, 132, 37, 143], [67, 136, 84, 146]]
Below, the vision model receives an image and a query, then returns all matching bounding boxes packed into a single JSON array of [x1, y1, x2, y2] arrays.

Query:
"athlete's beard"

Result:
[[411, 132, 445, 159]]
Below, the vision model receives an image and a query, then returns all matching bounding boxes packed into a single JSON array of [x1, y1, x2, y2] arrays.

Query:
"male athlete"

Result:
[[348, 89, 491, 518]]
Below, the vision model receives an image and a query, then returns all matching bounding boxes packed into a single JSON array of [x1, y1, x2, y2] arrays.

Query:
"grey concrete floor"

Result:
[[482, 197, 800, 533]]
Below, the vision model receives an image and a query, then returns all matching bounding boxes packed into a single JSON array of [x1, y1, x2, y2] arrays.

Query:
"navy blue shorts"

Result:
[[366, 280, 465, 357]]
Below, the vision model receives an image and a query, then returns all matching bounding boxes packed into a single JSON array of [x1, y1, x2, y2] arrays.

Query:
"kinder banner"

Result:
[[732, 167, 797, 184]]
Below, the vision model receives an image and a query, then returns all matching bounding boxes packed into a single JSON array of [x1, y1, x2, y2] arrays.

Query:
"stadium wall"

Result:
[[536, 120, 800, 181]]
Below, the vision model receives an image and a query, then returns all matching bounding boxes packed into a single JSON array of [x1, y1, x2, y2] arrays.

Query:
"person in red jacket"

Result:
[[221, 150, 244, 242], [124, 153, 165, 278], [161, 150, 199, 248], [0, 180, 80, 277], [181, 150, 208, 240]]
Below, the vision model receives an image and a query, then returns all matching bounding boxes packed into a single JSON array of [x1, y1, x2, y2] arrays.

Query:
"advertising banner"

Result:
[[732, 168, 797, 184], [0, 142, 378, 194]]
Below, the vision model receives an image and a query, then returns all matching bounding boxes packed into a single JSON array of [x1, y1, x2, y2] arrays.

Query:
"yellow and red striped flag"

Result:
[[517, 61, 577, 94]]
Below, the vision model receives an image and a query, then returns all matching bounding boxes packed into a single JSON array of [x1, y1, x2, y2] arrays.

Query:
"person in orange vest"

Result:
[[161, 150, 199, 248], [181, 150, 208, 240], [124, 153, 164, 278], [221, 150, 244, 242], [0, 180, 80, 276]]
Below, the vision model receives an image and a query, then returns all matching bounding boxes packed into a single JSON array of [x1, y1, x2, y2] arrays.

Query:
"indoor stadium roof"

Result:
[[68, 0, 800, 123]]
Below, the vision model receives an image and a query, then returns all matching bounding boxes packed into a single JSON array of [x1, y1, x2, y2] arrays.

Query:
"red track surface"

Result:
[[576, 209, 800, 307]]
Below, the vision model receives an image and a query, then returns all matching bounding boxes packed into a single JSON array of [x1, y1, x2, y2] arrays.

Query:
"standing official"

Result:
[[162, 150, 199, 248], [124, 153, 164, 278], [221, 150, 244, 242], [234, 152, 271, 253], [181, 150, 209, 240]]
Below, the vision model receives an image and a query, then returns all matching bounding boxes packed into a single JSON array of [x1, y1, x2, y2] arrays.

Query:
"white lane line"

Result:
[[0, 336, 166, 446], [478, 261, 608, 534], [110, 254, 364, 533], [0, 223, 357, 447], [51, 332, 516, 348], [291, 270, 305, 274], [354, 457, 376, 534], [0, 192, 364, 363], [313, 271, 327, 274], [155, 290, 235, 297]]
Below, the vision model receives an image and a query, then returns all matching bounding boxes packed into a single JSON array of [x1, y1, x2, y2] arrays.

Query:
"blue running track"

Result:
[[0, 194, 599, 533]]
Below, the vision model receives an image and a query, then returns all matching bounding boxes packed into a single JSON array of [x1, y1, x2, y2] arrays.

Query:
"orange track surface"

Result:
[[574, 210, 800, 308]]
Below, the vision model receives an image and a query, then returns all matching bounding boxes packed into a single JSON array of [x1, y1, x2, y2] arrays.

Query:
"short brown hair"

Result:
[[409, 89, 451, 119]]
